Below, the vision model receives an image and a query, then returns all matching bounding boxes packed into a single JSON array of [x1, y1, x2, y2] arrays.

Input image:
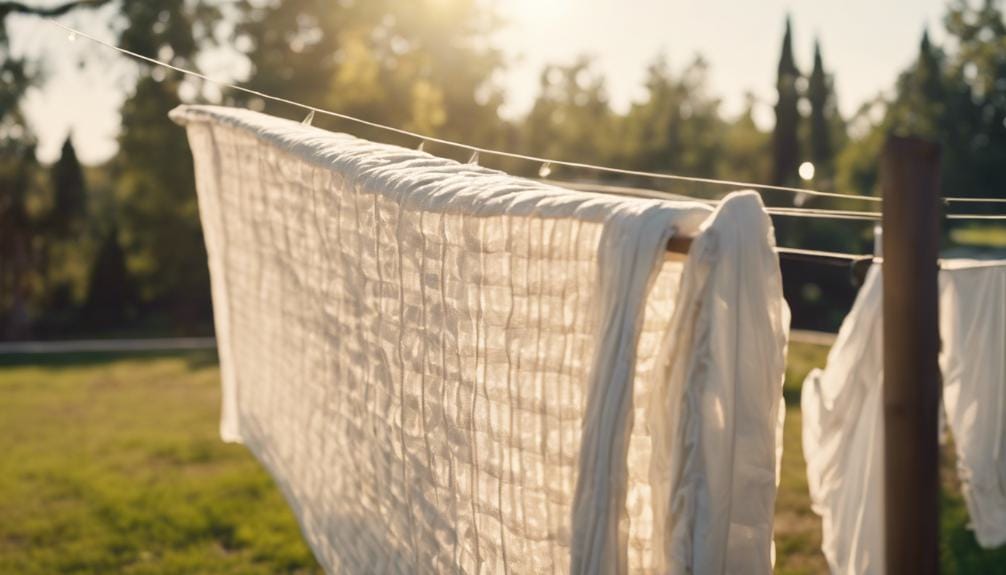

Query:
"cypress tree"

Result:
[[918, 30, 944, 106], [51, 135, 87, 235], [808, 39, 834, 179], [891, 29, 946, 139], [771, 16, 801, 186]]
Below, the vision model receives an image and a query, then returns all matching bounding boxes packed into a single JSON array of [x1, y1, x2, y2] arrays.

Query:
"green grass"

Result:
[[0, 351, 321, 574], [950, 225, 1006, 249], [0, 345, 1003, 572]]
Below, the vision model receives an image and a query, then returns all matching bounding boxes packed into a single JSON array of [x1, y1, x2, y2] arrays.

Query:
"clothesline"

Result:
[[47, 19, 1006, 211], [948, 213, 1006, 220], [944, 196, 1006, 204], [555, 180, 1006, 221], [542, 180, 880, 220]]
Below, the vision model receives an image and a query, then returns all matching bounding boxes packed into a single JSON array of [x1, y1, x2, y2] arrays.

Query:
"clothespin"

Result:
[[467, 150, 479, 165], [68, 31, 78, 42], [417, 140, 426, 152], [538, 162, 552, 178], [301, 110, 315, 126]]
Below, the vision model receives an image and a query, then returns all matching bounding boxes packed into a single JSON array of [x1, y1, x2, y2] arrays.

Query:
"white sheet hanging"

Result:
[[171, 104, 789, 574], [801, 266, 886, 575], [802, 261, 1006, 574], [940, 260, 1006, 549]]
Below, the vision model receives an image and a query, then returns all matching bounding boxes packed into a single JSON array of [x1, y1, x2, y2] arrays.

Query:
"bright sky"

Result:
[[10, 0, 948, 164]]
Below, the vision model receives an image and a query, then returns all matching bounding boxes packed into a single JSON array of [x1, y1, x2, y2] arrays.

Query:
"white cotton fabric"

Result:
[[802, 261, 1006, 574], [646, 193, 790, 574], [801, 266, 886, 575], [170, 104, 789, 574], [940, 260, 1006, 549]]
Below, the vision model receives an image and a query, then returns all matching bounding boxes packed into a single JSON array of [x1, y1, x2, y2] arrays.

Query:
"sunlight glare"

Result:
[[799, 161, 816, 181]]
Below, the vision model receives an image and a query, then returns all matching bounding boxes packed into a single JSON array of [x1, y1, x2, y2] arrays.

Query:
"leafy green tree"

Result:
[[721, 93, 770, 183], [771, 16, 801, 187], [113, 1, 219, 329], [618, 55, 724, 185], [941, 0, 1006, 202], [840, 3, 1006, 206], [835, 98, 886, 197], [116, 75, 210, 325], [237, 0, 505, 151], [837, 33, 948, 202], [0, 143, 39, 338], [521, 57, 617, 174]]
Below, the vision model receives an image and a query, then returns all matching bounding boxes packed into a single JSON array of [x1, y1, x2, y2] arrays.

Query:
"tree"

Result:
[[771, 16, 801, 187], [722, 93, 770, 183], [521, 57, 617, 173], [50, 135, 86, 235], [82, 225, 136, 327], [835, 97, 887, 197], [37, 135, 91, 325], [0, 0, 116, 337], [617, 54, 724, 186], [836, 31, 949, 203], [0, 143, 39, 339], [807, 40, 836, 182], [112, 1, 220, 329], [941, 0, 1006, 203], [888, 29, 946, 140], [836, 0, 1006, 220], [236, 0, 505, 151]]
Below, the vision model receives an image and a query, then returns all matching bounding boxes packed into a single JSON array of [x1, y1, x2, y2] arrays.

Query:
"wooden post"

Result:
[[882, 135, 942, 574]]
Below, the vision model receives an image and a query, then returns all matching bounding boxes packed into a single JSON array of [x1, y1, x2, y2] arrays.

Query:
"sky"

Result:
[[10, 0, 948, 165]]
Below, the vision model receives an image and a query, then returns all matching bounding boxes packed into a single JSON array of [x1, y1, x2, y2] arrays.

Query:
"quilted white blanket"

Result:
[[171, 105, 789, 574]]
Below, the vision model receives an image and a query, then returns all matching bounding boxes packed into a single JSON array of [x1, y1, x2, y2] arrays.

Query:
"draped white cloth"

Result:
[[801, 266, 886, 575], [171, 105, 789, 574], [802, 261, 1006, 574], [941, 260, 1006, 549]]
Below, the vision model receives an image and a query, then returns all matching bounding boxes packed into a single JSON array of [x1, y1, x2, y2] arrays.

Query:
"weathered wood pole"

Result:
[[882, 135, 942, 574]]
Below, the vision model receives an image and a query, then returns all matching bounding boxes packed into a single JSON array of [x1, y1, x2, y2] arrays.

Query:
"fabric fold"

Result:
[[647, 191, 790, 575]]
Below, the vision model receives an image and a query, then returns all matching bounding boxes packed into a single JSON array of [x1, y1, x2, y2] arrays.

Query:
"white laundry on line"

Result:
[[170, 104, 790, 574], [801, 260, 1006, 574]]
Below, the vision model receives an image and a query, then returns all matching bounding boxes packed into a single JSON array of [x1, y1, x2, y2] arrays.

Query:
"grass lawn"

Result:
[[0, 352, 320, 574], [950, 225, 1006, 250], [1, 344, 1004, 573]]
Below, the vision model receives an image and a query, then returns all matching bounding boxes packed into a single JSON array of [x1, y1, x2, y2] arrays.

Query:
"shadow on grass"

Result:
[[0, 349, 219, 371]]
